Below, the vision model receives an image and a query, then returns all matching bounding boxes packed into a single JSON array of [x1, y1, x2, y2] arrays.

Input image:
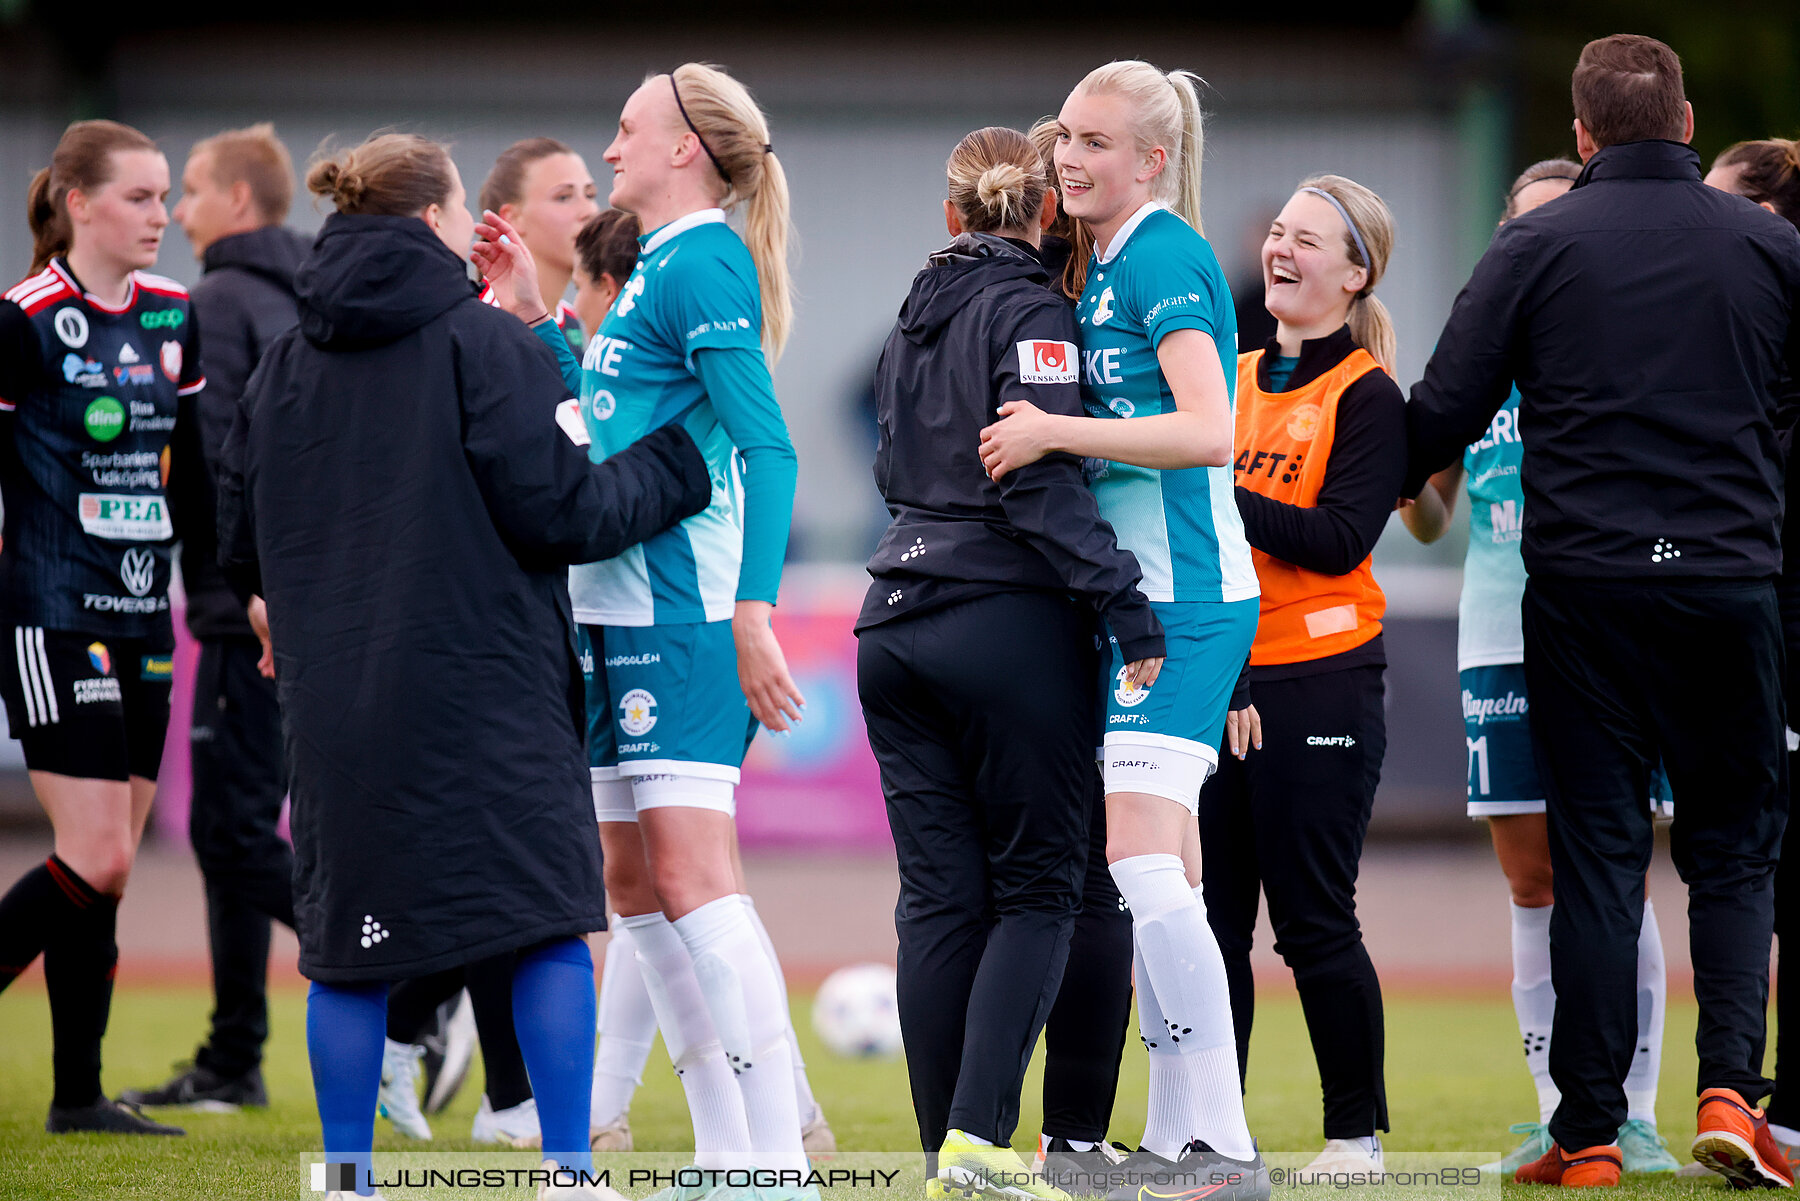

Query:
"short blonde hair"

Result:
[[195, 123, 294, 224]]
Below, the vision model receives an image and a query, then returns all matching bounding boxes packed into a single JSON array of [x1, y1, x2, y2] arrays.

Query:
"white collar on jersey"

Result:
[[1095, 200, 1172, 266], [642, 208, 727, 255]]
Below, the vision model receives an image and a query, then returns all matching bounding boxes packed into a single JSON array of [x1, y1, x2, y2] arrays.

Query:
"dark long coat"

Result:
[[217, 213, 709, 982]]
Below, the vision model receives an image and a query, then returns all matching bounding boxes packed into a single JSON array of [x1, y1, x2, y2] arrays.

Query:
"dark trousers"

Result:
[[188, 637, 292, 1078], [1523, 576, 1786, 1150], [1770, 743, 1800, 1130], [1198, 664, 1389, 1139], [859, 591, 1099, 1151], [1041, 780, 1134, 1144]]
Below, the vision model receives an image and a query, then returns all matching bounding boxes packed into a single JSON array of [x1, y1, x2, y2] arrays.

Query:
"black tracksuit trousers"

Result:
[[859, 590, 1099, 1152], [1522, 576, 1786, 1150], [1198, 663, 1389, 1139], [188, 637, 293, 1078], [1040, 780, 1134, 1145]]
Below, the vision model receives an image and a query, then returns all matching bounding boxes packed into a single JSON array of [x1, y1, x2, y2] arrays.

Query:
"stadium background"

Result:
[[0, 0, 1795, 1154]]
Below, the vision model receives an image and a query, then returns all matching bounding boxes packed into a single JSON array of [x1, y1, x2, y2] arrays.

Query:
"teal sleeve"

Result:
[[531, 316, 583, 397], [691, 346, 795, 606]]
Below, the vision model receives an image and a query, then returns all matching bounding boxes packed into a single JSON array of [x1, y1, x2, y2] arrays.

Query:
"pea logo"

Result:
[[83, 396, 126, 442]]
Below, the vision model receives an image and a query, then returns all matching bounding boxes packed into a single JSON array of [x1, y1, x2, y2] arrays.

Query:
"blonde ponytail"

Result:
[[1073, 60, 1208, 234], [664, 63, 794, 361], [1297, 173, 1397, 375]]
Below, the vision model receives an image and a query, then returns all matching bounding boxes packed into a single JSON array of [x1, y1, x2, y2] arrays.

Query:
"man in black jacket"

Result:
[[1404, 35, 1800, 1186], [126, 125, 308, 1110]]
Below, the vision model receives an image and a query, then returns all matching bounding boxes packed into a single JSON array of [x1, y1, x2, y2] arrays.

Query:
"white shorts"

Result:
[[1102, 732, 1219, 815], [591, 765, 736, 822]]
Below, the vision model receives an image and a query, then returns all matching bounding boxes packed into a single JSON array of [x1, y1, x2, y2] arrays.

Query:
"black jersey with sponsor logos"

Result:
[[0, 259, 204, 640]]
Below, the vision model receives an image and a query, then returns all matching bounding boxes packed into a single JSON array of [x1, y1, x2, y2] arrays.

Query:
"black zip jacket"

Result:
[[858, 233, 1163, 662], [215, 213, 710, 982], [171, 225, 309, 640], [1404, 140, 1800, 580]]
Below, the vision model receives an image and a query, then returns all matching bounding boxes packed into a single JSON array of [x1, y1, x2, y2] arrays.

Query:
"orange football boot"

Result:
[[1514, 1144, 1622, 1187], [1692, 1087, 1795, 1189]]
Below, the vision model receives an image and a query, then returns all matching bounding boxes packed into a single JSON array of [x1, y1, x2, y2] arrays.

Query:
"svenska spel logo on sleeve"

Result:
[[1016, 340, 1078, 384]]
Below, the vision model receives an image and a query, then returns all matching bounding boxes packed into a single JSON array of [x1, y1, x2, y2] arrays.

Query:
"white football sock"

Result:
[[1624, 898, 1666, 1125], [618, 911, 749, 1168], [1770, 1122, 1800, 1145], [1110, 854, 1253, 1161], [740, 894, 821, 1125], [592, 919, 658, 1129], [675, 895, 807, 1173], [1510, 901, 1559, 1125]]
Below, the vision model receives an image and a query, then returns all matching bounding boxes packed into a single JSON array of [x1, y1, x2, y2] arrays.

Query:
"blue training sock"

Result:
[[512, 937, 597, 1172], [307, 980, 387, 1197]]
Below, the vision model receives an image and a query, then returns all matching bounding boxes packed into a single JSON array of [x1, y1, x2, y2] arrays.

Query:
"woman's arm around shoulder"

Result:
[[455, 317, 710, 566]]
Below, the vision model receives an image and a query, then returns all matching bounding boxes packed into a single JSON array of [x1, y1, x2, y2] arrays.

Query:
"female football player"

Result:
[[978, 60, 1265, 1200], [480, 62, 812, 1183], [0, 119, 202, 1137]]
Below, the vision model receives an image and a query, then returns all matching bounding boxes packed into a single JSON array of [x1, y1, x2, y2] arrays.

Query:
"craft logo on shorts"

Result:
[[159, 340, 183, 383], [1286, 403, 1322, 442], [78, 493, 172, 541], [618, 688, 658, 737], [119, 547, 155, 598], [1113, 665, 1152, 708], [1016, 339, 1078, 384], [83, 396, 126, 442], [54, 307, 89, 348], [87, 642, 111, 675]]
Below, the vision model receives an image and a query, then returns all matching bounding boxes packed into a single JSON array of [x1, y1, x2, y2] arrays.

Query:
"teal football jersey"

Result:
[[1075, 203, 1257, 604], [1459, 388, 1527, 669], [568, 210, 768, 627]]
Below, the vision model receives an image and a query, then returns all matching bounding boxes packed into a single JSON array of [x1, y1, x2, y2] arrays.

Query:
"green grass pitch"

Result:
[[0, 982, 1753, 1199]]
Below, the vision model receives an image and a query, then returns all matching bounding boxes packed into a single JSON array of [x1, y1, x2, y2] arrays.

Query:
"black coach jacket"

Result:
[[1404, 140, 1800, 580], [216, 213, 710, 982], [859, 232, 1163, 662], [172, 225, 308, 640]]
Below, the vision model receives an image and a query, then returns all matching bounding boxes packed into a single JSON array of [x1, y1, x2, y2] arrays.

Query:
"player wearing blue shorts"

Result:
[[1401, 160, 1678, 1177], [979, 60, 1265, 1200], [481, 63, 812, 1185]]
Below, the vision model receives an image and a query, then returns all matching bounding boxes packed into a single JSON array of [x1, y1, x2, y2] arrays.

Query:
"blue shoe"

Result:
[[1479, 1122, 1551, 1176], [1617, 1118, 1680, 1173]]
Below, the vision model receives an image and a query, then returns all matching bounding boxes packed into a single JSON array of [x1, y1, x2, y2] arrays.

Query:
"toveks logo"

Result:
[[119, 547, 156, 597], [1016, 339, 1078, 384]]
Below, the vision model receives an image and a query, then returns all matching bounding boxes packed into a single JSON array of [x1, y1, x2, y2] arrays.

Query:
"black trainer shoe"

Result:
[[1036, 1137, 1130, 1197], [47, 1096, 186, 1135], [121, 1062, 267, 1111], [1102, 1141, 1269, 1201]]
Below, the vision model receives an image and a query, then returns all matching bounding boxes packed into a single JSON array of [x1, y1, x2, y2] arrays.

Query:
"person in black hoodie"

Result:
[[855, 126, 1162, 1191], [214, 131, 708, 1201], [125, 122, 308, 1114]]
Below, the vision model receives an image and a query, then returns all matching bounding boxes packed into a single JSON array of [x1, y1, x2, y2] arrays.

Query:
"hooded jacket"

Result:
[[173, 225, 309, 639], [859, 233, 1163, 662], [216, 213, 710, 982]]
